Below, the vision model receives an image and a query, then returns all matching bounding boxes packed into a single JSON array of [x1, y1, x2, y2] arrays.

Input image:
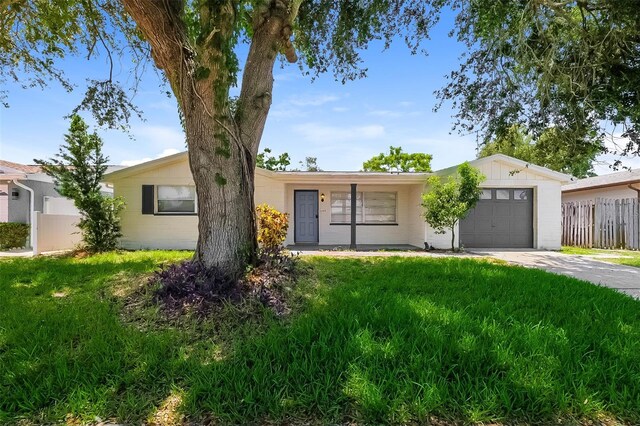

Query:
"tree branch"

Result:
[[120, 0, 191, 96], [237, 0, 301, 153]]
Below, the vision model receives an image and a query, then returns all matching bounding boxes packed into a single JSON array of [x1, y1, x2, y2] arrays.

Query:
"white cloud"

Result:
[[289, 94, 339, 107], [291, 122, 385, 143], [332, 106, 349, 113], [120, 148, 181, 167], [273, 72, 303, 82], [269, 106, 308, 119]]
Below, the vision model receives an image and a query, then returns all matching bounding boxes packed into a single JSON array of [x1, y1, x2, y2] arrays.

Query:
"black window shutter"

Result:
[[142, 185, 154, 214]]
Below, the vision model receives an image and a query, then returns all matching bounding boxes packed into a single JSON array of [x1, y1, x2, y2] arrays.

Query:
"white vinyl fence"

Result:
[[33, 212, 82, 254], [562, 198, 640, 250], [43, 196, 80, 216]]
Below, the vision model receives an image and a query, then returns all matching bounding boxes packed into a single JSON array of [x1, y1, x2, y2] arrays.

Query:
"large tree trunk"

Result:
[[122, 0, 299, 278], [185, 112, 258, 277]]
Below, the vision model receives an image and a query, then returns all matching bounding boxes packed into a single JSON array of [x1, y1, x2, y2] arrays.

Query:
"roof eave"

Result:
[[0, 173, 28, 181], [562, 179, 640, 193]]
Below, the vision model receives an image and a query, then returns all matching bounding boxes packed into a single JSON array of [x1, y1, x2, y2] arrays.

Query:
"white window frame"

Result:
[[156, 185, 198, 214], [330, 191, 397, 224]]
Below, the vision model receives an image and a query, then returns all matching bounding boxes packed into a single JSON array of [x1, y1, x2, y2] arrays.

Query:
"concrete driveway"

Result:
[[472, 250, 640, 299]]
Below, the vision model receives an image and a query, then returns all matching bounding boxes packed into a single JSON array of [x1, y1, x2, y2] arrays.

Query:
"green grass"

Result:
[[1, 252, 640, 424], [561, 246, 640, 268]]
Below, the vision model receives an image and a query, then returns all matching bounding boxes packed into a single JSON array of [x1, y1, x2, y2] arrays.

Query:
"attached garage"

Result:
[[460, 188, 533, 248], [425, 155, 572, 250]]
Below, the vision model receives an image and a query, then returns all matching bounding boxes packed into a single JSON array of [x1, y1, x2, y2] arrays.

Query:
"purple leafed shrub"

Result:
[[150, 248, 299, 317], [151, 261, 241, 312]]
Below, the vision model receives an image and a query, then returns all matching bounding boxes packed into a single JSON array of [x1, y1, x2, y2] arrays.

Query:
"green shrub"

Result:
[[0, 223, 29, 249]]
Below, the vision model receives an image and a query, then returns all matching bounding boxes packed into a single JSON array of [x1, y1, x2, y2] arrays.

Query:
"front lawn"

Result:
[[562, 246, 640, 268], [1, 252, 639, 424]]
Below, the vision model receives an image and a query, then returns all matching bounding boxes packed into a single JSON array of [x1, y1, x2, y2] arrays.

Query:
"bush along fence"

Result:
[[0, 223, 30, 250], [562, 198, 640, 250]]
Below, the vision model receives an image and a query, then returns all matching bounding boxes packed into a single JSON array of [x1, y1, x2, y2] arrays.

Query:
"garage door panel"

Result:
[[510, 234, 531, 248], [460, 188, 533, 248], [474, 234, 494, 247], [492, 233, 511, 247], [493, 203, 512, 217], [475, 203, 493, 215], [511, 203, 531, 217], [475, 220, 494, 233]]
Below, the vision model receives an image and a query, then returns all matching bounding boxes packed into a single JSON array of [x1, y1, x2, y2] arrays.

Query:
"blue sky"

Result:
[[0, 12, 636, 173]]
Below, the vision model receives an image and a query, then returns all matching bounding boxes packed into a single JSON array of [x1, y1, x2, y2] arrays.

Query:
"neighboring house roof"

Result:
[[0, 159, 124, 181], [562, 169, 640, 193], [104, 151, 573, 184], [0, 162, 28, 181], [0, 160, 42, 174]]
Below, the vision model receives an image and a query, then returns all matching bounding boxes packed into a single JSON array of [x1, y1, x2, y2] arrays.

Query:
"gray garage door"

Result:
[[460, 188, 533, 248]]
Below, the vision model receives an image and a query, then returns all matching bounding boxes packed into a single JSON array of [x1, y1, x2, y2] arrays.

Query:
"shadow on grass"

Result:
[[2, 254, 640, 424]]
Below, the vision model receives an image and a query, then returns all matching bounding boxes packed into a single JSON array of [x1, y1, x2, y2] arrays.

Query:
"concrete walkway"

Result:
[[291, 249, 480, 259], [0, 249, 72, 258], [0, 249, 34, 258], [471, 250, 640, 299]]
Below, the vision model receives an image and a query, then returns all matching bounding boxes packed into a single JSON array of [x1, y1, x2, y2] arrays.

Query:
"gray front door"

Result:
[[460, 188, 533, 248], [294, 190, 319, 243]]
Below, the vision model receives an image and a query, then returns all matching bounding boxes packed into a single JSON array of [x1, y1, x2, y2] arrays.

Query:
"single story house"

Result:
[[104, 152, 571, 250], [562, 169, 640, 203]]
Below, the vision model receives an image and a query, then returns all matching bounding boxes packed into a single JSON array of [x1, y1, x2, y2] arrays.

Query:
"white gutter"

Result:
[[12, 179, 36, 250]]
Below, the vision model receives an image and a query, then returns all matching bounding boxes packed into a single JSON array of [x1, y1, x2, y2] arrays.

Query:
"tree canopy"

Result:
[[0, 1, 435, 122], [437, 0, 640, 166], [478, 125, 600, 178], [256, 148, 291, 171], [363, 146, 432, 172]]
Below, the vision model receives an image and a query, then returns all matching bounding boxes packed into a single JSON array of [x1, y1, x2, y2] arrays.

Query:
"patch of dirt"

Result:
[[147, 391, 185, 426]]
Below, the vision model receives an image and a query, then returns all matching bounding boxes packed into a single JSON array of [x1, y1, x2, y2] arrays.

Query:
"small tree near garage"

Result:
[[422, 163, 484, 251]]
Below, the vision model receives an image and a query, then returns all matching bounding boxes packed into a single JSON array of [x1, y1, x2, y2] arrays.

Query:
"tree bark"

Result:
[[451, 222, 456, 252], [122, 0, 299, 278]]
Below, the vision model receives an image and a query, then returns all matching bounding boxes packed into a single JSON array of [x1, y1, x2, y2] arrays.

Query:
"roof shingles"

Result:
[[563, 169, 640, 191], [0, 160, 42, 174]]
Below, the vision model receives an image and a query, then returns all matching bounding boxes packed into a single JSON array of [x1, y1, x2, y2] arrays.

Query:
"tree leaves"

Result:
[[256, 147, 291, 171], [422, 162, 484, 251], [436, 0, 640, 161], [478, 125, 601, 178], [33, 115, 124, 252], [1, 0, 147, 128], [363, 146, 432, 172]]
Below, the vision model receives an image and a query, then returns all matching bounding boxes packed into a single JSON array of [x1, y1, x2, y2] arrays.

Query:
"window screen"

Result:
[[157, 185, 196, 213]]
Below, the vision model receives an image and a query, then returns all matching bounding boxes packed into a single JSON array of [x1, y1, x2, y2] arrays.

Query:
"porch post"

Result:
[[350, 183, 357, 249]]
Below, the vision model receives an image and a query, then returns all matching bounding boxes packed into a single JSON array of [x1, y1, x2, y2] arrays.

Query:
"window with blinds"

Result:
[[157, 185, 197, 213], [330, 191, 396, 224]]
